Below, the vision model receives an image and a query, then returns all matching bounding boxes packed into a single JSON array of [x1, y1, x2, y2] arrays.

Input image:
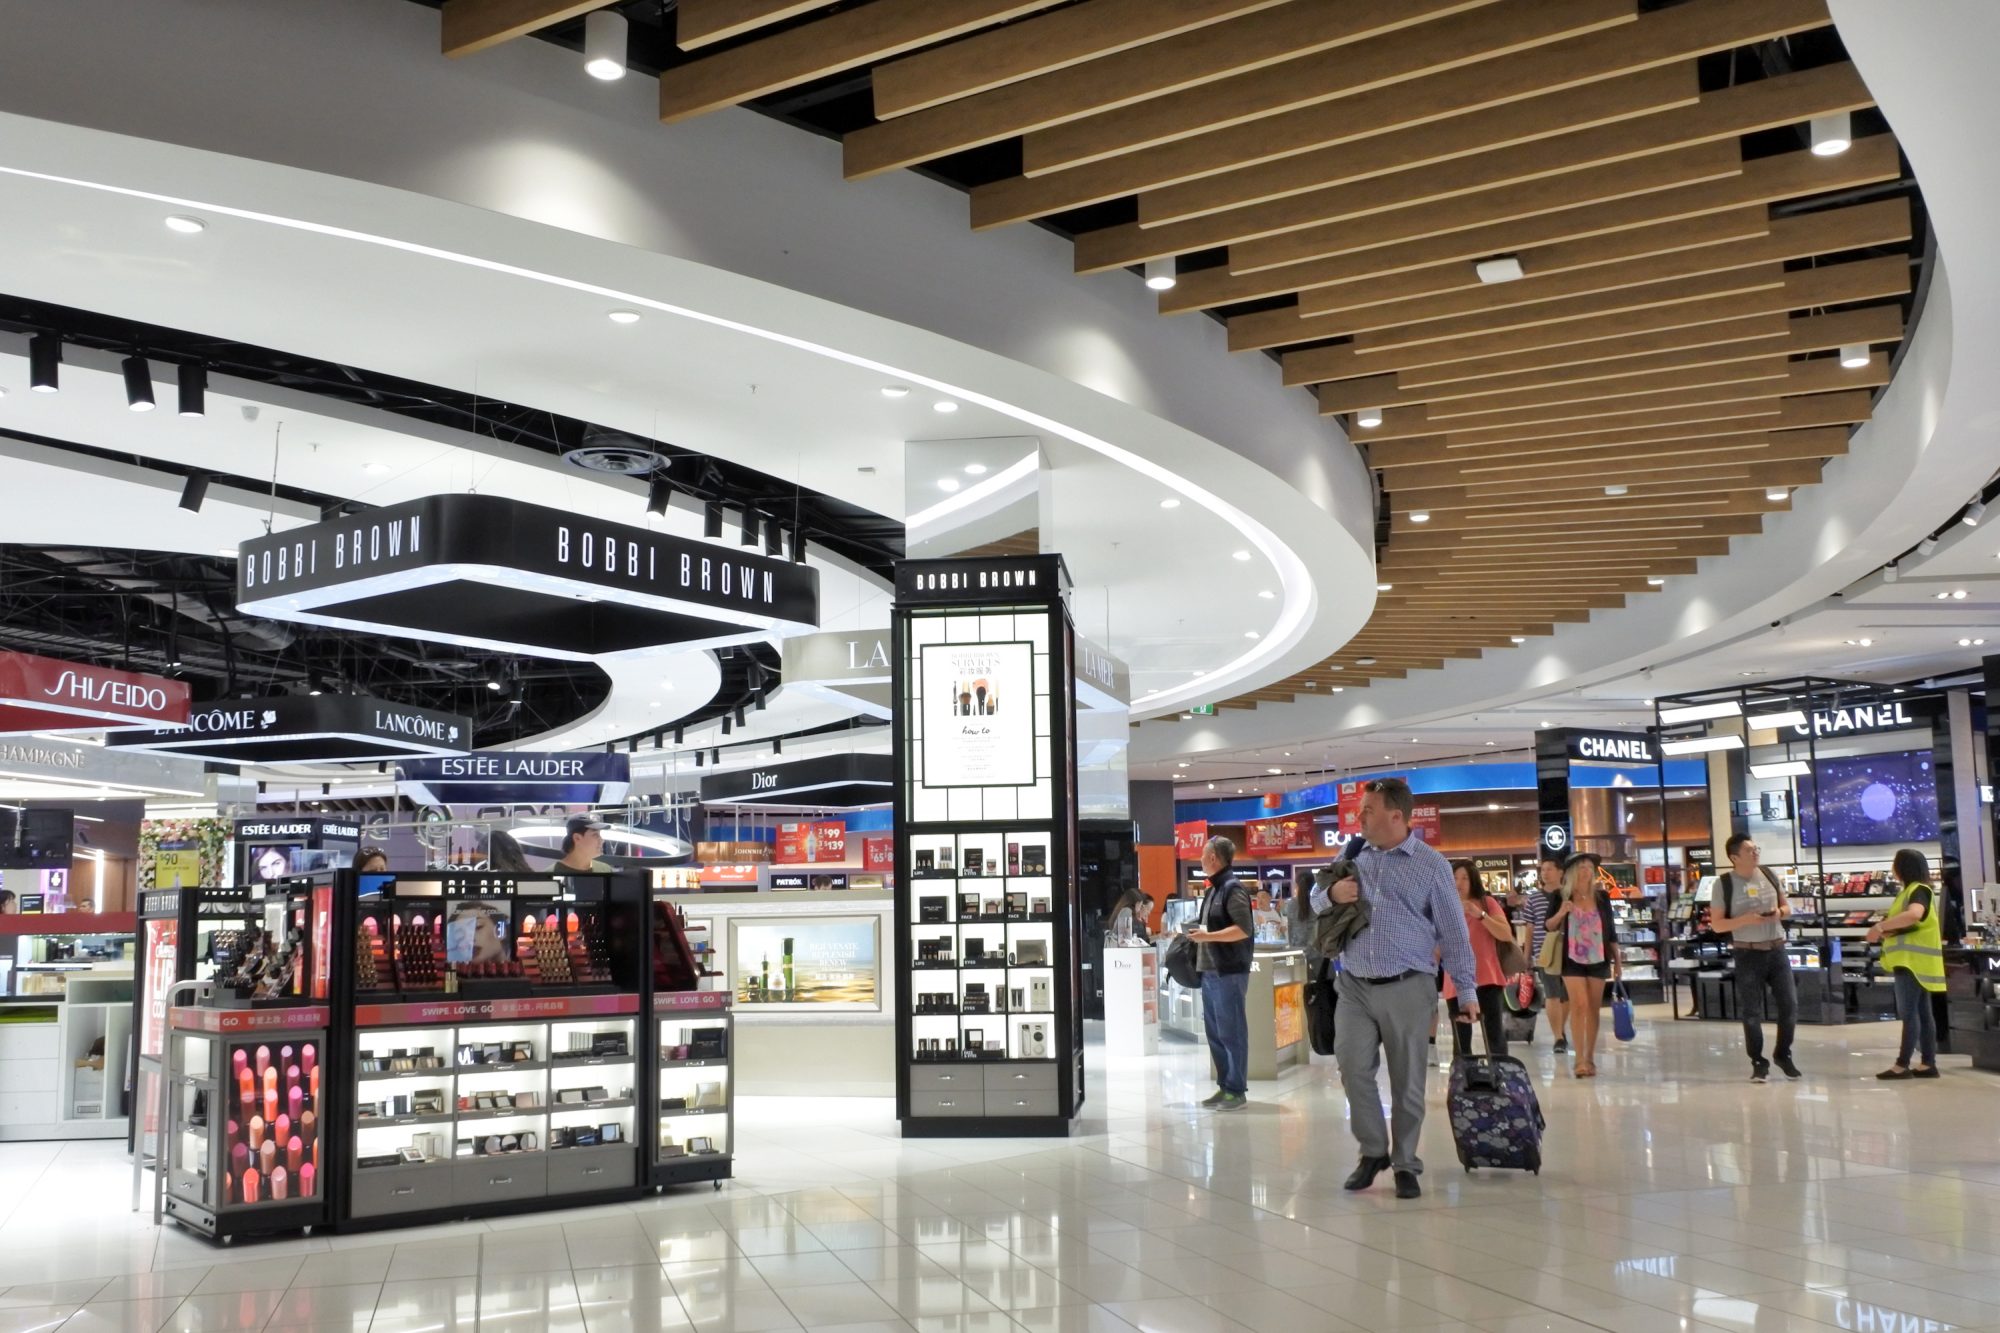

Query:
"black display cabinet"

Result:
[[892, 556, 1083, 1137], [325, 869, 653, 1231], [131, 886, 267, 1154]]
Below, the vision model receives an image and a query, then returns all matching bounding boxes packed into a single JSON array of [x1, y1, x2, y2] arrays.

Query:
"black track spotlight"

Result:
[[178, 472, 210, 513], [791, 528, 808, 564], [739, 508, 759, 547], [122, 355, 156, 412], [703, 501, 723, 539], [695, 750, 704, 768], [765, 517, 784, 556], [646, 470, 673, 517], [734, 705, 746, 728], [177, 362, 206, 417], [720, 716, 732, 736], [673, 725, 685, 745], [627, 737, 638, 754], [28, 333, 60, 393], [712, 747, 721, 764], [773, 737, 782, 755], [753, 692, 767, 712]]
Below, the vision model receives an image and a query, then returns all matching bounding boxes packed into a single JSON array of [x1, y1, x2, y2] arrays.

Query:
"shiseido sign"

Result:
[[0, 650, 190, 735], [108, 694, 471, 764], [234, 494, 818, 660]]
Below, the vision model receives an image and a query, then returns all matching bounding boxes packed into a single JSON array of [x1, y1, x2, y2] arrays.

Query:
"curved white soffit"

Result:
[[1140, 6, 2000, 760], [0, 0, 1378, 716]]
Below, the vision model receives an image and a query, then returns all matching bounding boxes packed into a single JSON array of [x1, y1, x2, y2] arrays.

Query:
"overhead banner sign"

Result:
[[1791, 698, 1927, 738], [783, 628, 892, 719], [1174, 820, 1208, 860], [235, 494, 820, 661], [397, 751, 631, 807], [1074, 636, 1130, 710], [775, 821, 847, 865], [108, 694, 471, 765], [0, 650, 190, 737], [1565, 730, 1658, 763], [698, 752, 894, 809], [1245, 815, 1315, 854]]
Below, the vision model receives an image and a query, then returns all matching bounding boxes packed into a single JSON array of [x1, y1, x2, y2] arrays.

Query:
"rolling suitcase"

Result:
[[1502, 1009, 1537, 1045], [1448, 1027, 1544, 1174]]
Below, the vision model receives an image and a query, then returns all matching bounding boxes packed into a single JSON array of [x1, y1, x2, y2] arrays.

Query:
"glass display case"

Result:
[[653, 992, 732, 1189], [162, 1005, 329, 1241]]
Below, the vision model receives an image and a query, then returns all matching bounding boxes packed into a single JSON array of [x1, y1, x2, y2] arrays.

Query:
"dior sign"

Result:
[[235, 494, 818, 661]]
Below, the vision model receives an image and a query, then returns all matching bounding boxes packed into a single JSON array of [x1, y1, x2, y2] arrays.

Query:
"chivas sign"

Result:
[[0, 650, 190, 736], [234, 494, 819, 661], [108, 694, 471, 764]]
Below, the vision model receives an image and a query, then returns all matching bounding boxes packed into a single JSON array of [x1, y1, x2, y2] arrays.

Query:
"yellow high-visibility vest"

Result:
[[1881, 880, 1945, 993]]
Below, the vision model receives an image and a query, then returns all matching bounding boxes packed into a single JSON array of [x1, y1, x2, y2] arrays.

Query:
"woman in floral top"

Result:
[[1547, 855, 1620, 1078]]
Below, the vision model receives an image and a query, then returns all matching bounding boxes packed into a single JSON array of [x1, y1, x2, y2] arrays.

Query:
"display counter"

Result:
[[1102, 946, 1158, 1056], [0, 914, 135, 1142], [654, 889, 894, 1096], [1247, 948, 1308, 1080]]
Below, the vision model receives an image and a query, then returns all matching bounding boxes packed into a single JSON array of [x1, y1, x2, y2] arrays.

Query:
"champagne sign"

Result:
[[919, 641, 1036, 788]]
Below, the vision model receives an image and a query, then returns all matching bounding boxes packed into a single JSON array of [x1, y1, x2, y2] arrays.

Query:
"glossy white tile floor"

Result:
[[4, 1008, 1999, 1333]]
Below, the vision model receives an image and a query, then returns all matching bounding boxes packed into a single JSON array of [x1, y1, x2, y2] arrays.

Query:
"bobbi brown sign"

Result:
[[234, 494, 819, 660]]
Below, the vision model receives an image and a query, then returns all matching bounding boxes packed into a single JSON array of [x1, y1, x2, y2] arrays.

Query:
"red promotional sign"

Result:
[[1244, 816, 1314, 854], [0, 649, 190, 736], [1337, 781, 1365, 838], [1174, 820, 1208, 860], [862, 835, 895, 872], [140, 918, 179, 1060], [776, 821, 848, 864], [355, 993, 638, 1028], [775, 824, 806, 864], [172, 1004, 330, 1035]]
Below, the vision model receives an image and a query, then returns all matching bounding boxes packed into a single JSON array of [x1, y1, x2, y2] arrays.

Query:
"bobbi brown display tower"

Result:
[[893, 556, 1084, 1137]]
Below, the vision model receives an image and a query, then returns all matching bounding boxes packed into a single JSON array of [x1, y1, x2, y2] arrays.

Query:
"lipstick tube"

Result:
[[259, 1138, 276, 1179], [241, 1167, 259, 1205], [299, 1162, 314, 1197], [236, 1067, 254, 1103], [274, 1113, 290, 1147], [255, 1045, 271, 1080], [288, 1085, 303, 1126], [301, 1044, 317, 1079], [287, 1135, 302, 1176], [271, 1165, 287, 1200], [263, 1088, 278, 1125], [248, 1115, 265, 1150]]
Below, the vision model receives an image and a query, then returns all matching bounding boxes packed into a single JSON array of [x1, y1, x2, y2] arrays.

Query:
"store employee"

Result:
[[556, 816, 614, 873]]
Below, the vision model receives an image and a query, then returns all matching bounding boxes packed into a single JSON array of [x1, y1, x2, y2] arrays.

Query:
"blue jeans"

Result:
[[1893, 968, 1938, 1067], [1201, 970, 1252, 1095]]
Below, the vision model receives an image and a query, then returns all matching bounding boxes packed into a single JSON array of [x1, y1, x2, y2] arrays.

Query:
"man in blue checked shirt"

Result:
[[1312, 776, 1477, 1200]]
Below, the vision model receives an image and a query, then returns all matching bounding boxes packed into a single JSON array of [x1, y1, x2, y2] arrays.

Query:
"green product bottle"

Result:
[[782, 936, 795, 999], [760, 953, 770, 1001]]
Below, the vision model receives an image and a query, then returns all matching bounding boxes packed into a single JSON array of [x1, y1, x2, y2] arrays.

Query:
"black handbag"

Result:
[[1305, 960, 1338, 1055], [1163, 934, 1201, 989]]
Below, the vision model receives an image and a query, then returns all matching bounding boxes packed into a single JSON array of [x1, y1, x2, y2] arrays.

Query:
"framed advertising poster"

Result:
[[728, 915, 880, 1010], [919, 640, 1036, 788]]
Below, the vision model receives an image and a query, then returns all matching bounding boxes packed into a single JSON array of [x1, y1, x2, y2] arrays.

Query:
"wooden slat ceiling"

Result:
[[435, 0, 1924, 717]]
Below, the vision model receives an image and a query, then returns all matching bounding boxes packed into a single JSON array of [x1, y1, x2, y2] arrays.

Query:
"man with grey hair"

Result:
[[1315, 777, 1477, 1199], [1185, 835, 1254, 1110]]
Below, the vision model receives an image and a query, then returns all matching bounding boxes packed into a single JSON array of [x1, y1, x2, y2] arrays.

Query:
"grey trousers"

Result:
[[1334, 970, 1435, 1174]]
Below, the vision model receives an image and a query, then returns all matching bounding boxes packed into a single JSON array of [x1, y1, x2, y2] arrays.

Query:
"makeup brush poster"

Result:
[[920, 641, 1036, 787]]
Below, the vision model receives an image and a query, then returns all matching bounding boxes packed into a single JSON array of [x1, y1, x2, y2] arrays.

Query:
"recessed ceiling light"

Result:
[[1267, 767, 1283, 774], [1839, 343, 1870, 369], [1647, 576, 1666, 586], [1231, 550, 1251, 561], [1484, 741, 1496, 747], [1510, 636, 1527, 644], [1192, 670, 1206, 677], [1245, 630, 1260, 639], [1409, 737, 1419, 744], [363, 462, 389, 475], [164, 215, 206, 234], [937, 478, 960, 493], [1953, 589, 1968, 599], [1283, 752, 1292, 757], [1475, 255, 1524, 284], [1845, 638, 1874, 646], [1765, 486, 1790, 502], [1258, 590, 1275, 599], [1177, 761, 1189, 768], [1144, 257, 1177, 291], [1356, 657, 1375, 666], [964, 463, 988, 476], [1331, 686, 1344, 692], [1384, 754, 1393, 761], [1488, 803, 1501, 811], [1144, 688, 1159, 696], [1207, 783, 1215, 790], [1604, 484, 1628, 497], [1160, 498, 1182, 510], [933, 400, 958, 413], [215, 547, 237, 558], [1376, 582, 1393, 592], [881, 385, 910, 398], [1410, 511, 1430, 524], [607, 309, 641, 324], [1356, 406, 1383, 429], [1540, 720, 1553, 727]]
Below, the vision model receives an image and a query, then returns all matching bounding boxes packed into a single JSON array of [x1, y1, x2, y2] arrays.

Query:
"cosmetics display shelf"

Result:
[[162, 1004, 330, 1242], [652, 992, 733, 1191]]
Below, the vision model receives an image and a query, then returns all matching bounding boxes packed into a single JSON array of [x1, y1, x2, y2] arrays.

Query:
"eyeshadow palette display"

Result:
[[655, 1004, 734, 1184]]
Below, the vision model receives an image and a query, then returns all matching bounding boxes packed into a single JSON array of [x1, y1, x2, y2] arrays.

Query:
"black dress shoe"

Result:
[[1394, 1171, 1422, 1200], [1343, 1156, 1391, 1191]]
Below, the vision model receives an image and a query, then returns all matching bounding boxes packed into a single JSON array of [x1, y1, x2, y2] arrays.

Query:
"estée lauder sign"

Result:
[[234, 494, 819, 660], [0, 649, 190, 736]]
